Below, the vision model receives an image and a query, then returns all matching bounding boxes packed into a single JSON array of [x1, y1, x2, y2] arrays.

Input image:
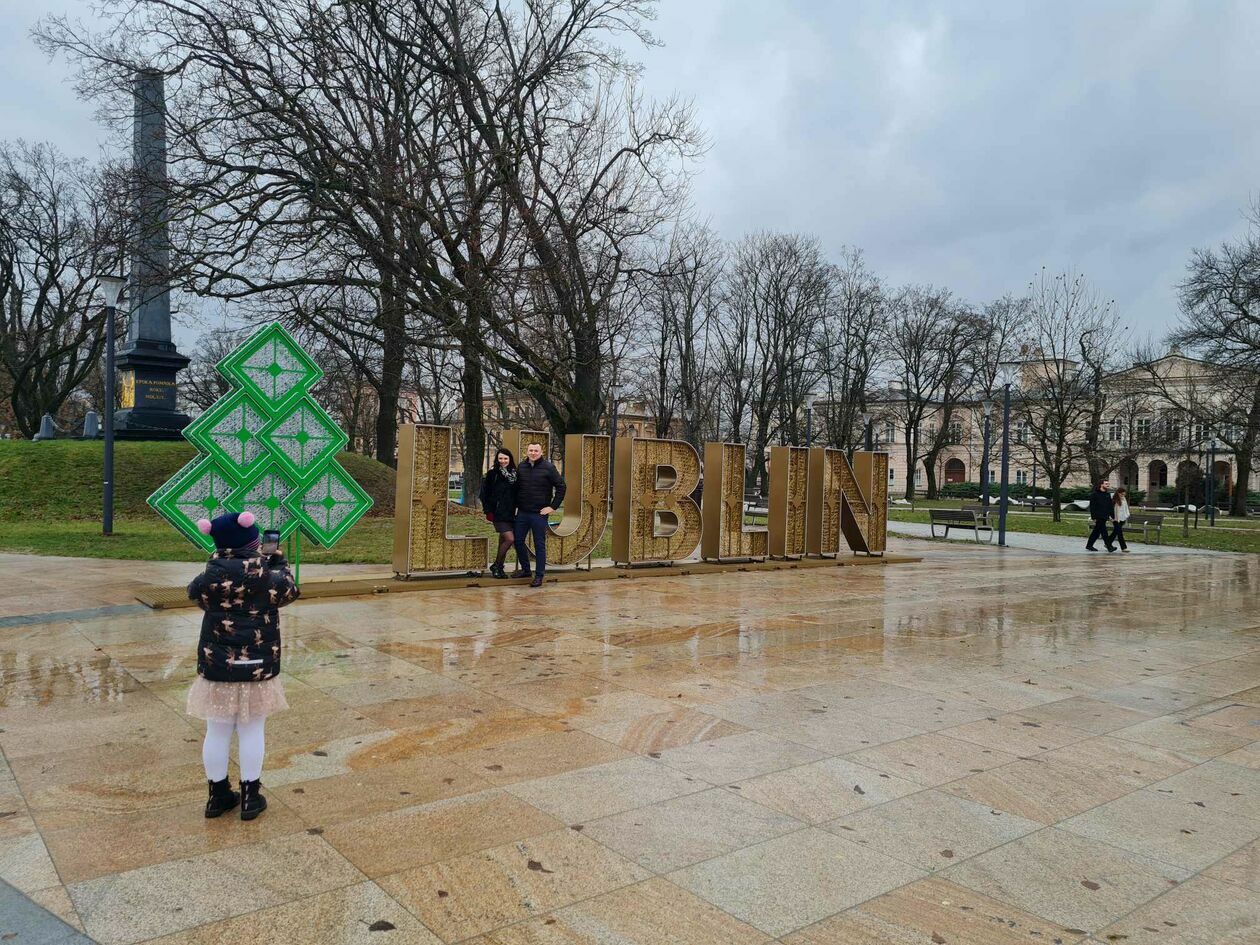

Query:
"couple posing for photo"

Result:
[[479, 441, 567, 588]]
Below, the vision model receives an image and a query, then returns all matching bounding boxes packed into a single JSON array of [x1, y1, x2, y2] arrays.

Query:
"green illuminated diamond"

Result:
[[224, 463, 301, 541], [284, 461, 373, 547], [259, 396, 347, 483], [149, 456, 239, 553], [218, 322, 322, 413], [183, 389, 272, 477]]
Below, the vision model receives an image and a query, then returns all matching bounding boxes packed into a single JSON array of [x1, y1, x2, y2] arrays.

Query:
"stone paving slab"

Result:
[[1, 541, 1258, 942]]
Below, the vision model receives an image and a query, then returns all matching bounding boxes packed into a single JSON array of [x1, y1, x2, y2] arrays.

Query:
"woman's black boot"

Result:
[[240, 779, 267, 821], [491, 563, 507, 579], [205, 778, 239, 818]]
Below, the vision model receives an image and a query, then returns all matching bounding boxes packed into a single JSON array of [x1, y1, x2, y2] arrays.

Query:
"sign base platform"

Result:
[[134, 552, 921, 610]]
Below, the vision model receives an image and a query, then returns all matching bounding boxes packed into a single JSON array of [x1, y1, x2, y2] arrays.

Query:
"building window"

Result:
[[1107, 418, 1123, 443], [1135, 417, 1152, 440], [1193, 422, 1206, 445], [948, 422, 963, 445], [1166, 414, 1182, 443], [884, 422, 896, 443], [888, 467, 895, 482], [1016, 470, 1028, 485], [1014, 421, 1027, 444]]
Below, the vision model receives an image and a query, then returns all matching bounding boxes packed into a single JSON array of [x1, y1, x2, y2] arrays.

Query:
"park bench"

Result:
[[1124, 513, 1164, 544], [929, 508, 993, 543]]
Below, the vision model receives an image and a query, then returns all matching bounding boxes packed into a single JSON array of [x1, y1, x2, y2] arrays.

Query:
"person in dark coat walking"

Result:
[[479, 448, 519, 579], [1085, 478, 1116, 552], [511, 441, 566, 587], [186, 511, 299, 820]]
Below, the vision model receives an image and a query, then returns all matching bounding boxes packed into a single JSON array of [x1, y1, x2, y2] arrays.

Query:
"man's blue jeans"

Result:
[[513, 512, 549, 576]]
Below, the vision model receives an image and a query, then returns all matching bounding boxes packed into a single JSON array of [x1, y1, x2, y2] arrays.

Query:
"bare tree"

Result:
[[886, 286, 973, 499], [636, 223, 723, 448], [1165, 218, 1260, 513], [721, 232, 831, 491], [181, 326, 244, 411], [812, 248, 885, 450], [0, 141, 123, 437], [1016, 270, 1110, 520]]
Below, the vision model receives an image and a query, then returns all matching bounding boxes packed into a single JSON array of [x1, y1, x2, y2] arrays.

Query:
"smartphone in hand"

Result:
[[261, 529, 281, 555]]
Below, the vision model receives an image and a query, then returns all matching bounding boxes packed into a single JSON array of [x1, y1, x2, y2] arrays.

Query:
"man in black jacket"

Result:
[[1086, 478, 1116, 552], [512, 441, 567, 587]]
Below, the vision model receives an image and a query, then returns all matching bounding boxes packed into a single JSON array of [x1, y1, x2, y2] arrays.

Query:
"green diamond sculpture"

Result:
[[184, 388, 273, 478], [224, 462, 301, 542], [150, 456, 239, 553], [286, 462, 374, 547], [218, 322, 323, 413], [148, 321, 372, 558], [259, 395, 348, 483]]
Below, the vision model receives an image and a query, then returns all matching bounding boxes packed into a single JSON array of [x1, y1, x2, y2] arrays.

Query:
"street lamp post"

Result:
[[97, 275, 127, 537], [862, 410, 873, 452], [995, 363, 1019, 548], [979, 399, 994, 506], [804, 393, 817, 447], [608, 382, 624, 502], [1207, 438, 1217, 527]]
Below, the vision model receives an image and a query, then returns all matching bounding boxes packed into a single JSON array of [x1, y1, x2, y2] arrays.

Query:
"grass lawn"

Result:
[[3, 436, 1253, 561], [888, 508, 1260, 553]]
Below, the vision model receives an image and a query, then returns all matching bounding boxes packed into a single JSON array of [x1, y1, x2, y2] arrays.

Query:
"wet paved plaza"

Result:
[[2, 541, 1259, 944]]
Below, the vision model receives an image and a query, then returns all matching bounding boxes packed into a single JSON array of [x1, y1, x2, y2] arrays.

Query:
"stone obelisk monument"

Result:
[[115, 69, 191, 439]]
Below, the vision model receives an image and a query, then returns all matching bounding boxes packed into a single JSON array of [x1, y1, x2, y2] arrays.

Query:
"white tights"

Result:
[[202, 718, 267, 782]]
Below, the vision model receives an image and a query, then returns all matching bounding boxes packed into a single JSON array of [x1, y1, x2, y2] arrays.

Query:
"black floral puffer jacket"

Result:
[[187, 550, 300, 683]]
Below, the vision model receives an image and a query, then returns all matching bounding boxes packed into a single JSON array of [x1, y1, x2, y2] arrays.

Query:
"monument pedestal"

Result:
[[115, 339, 191, 440]]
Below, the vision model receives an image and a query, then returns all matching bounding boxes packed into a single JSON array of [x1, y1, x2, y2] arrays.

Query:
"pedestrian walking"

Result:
[[479, 448, 519, 579], [1085, 478, 1116, 552], [511, 441, 566, 588], [186, 511, 299, 820], [1112, 486, 1131, 553]]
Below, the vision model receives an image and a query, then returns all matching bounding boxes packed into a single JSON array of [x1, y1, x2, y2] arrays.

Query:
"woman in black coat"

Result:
[[479, 448, 519, 578]]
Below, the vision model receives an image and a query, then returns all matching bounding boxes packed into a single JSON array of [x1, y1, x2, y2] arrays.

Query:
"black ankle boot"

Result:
[[490, 563, 507, 579], [240, 779, 267, 821], [205, 778, 239, 818]]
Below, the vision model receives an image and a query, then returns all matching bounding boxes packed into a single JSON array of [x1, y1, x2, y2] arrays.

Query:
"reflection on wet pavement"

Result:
[[1, 542, 1258, 943]]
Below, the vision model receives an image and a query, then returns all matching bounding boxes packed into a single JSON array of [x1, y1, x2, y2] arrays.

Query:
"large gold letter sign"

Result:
[[768, 445, 810, 558], [613, 437, 702, 565], [805, 449, 889, 556], [701, 442, 767, 561], [393, 424, 488, 574]]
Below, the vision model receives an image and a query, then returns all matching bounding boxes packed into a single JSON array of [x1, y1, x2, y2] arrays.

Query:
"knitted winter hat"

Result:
[[197, 511, 259, 551]]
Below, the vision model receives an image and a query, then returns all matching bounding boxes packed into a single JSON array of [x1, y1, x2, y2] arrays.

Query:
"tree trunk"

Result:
[[1050, 479, 1063, 522], [1233, 449, 1253, 516], [903, 435, 917, 500], [374, 279, 405, 467], [460, 318, 485, 507]]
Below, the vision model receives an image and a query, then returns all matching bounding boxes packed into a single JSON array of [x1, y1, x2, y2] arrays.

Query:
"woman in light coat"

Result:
[[1111, 487, 1132, 553]]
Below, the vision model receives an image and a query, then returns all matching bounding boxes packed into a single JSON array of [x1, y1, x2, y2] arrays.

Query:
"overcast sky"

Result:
[[4, 0, 1258, 343]]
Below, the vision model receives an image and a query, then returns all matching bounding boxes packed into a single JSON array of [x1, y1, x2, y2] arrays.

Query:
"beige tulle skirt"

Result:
[[186, 676, 288, 724]]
